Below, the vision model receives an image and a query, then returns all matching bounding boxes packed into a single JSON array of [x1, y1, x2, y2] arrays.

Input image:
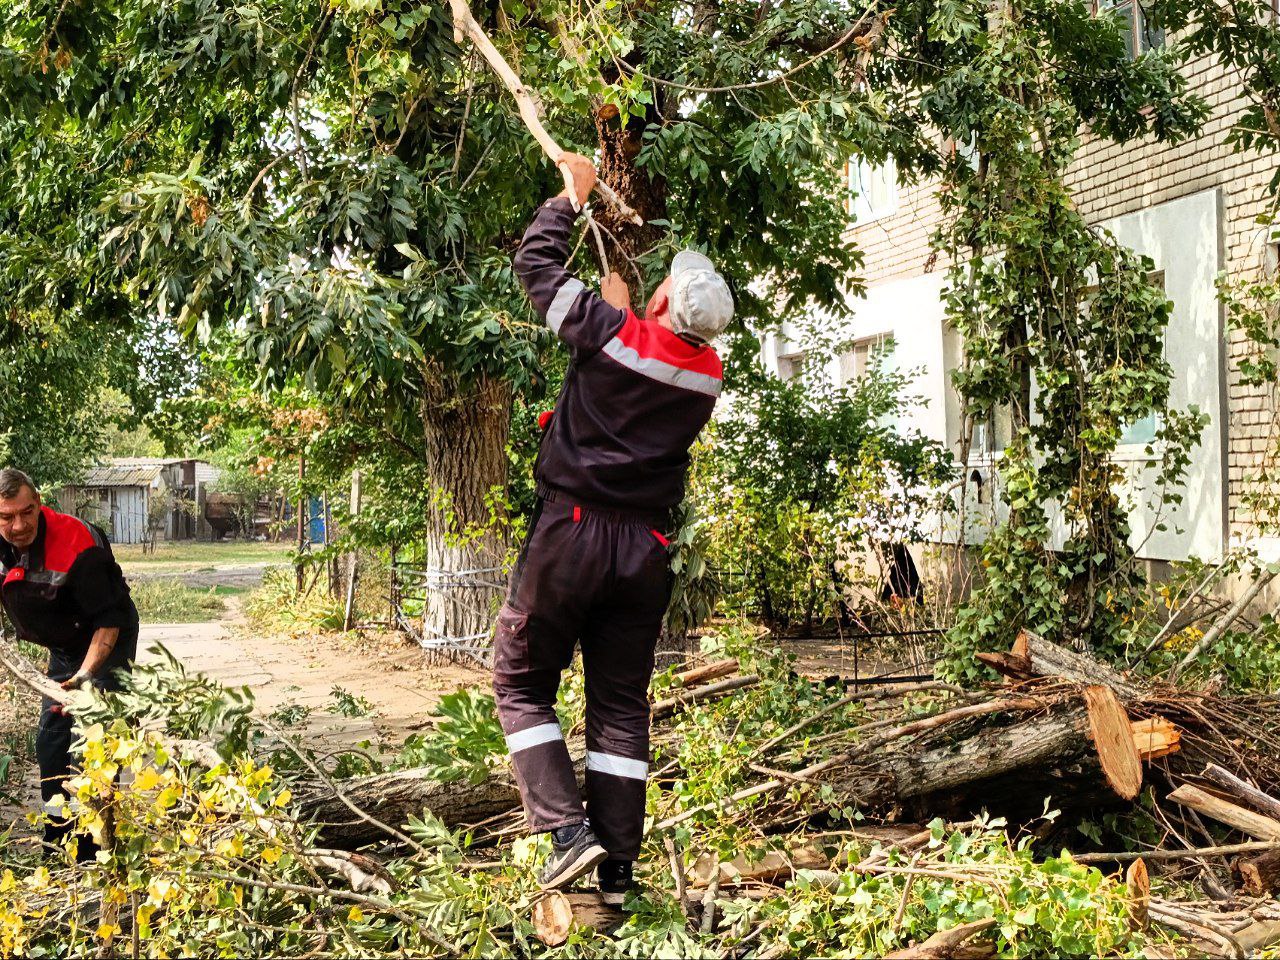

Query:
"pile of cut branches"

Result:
[[6, 627, 1280, 957]]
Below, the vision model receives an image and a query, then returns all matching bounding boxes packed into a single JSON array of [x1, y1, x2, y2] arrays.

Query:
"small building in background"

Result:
[[55, 457, 221, 545]]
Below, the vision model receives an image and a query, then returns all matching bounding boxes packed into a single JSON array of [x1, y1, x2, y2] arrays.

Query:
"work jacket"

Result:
[[0, 506, 139, 658], [513, 197, 722, 512]]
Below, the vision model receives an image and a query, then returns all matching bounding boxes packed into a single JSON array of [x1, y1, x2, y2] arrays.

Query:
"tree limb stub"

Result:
[[446, 0, 644, 225]]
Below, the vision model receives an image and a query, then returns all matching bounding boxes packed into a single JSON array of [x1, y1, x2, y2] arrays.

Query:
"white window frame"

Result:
[[839, 333, 890, 384], [1080, 270, 1168, 458], [848, 157, 899, 224], [775, 349, 808, 381], [1094, 0, 1165, 58]]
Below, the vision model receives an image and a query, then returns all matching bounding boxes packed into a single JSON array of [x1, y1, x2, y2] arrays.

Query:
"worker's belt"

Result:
[[535, 484, 671, 530]]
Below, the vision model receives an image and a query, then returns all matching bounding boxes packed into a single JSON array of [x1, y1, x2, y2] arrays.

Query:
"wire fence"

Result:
[[390, 563, 505, 667]]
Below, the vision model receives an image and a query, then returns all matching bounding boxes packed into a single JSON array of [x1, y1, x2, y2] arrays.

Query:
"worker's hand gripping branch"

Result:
[[557, 152, 596, 209]]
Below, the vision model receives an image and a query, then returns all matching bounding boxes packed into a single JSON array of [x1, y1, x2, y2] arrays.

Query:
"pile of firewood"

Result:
[[14, 622, 1280, 956]]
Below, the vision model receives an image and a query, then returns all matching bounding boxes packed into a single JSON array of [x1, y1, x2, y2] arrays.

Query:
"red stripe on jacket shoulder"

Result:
[[618, 312, 723, 379], [40, 506, 100, 574]]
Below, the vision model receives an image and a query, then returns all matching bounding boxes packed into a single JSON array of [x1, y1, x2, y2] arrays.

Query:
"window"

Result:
[[839, 334, 889, 383], [944, 133, 980, 172], [849, 158, 899, 224], [972, 406, 1012, 456], [1096, 0, 1164, 58], [1082, 271, 1167, 447], [776, 350, 808, 381]]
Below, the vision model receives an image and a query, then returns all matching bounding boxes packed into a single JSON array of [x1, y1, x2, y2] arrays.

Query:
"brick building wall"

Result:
[[847, 47, 1278, 545]]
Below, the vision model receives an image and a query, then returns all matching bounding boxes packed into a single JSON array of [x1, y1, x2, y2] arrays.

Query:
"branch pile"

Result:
[[10, 629, 1280, 955]]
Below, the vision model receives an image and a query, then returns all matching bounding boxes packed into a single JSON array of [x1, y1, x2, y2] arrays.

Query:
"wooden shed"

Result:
[[56, 458, 221, 545]]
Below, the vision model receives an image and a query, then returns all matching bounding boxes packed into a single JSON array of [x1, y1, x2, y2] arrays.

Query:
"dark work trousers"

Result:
[[493, 493, 673, 861], [38, 639, 135, 855]]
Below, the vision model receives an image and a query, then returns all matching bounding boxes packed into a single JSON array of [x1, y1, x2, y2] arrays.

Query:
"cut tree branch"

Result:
[[446, 0, 643, 225]]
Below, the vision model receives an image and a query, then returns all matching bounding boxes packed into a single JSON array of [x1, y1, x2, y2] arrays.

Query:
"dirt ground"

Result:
[[140, 599, 487, 752], [0, 550, 489, 837]]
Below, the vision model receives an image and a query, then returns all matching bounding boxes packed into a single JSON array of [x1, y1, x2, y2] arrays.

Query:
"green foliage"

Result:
[[693, 361, 951, 628], [396, 687, 507, 784], [726, 818, 1142, 958], [245, 568, 346, 635], [663, 500, 723, 641], [268, 701, 313, 728], [128, 579, 231, 624], [327, 685, 375, 719]]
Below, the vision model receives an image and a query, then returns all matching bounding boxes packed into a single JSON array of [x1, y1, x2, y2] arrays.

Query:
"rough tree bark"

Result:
[[419, 371, 513, 650]]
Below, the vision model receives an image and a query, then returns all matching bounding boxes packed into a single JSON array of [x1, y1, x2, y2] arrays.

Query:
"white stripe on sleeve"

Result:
[[546, 278, 585, 334]]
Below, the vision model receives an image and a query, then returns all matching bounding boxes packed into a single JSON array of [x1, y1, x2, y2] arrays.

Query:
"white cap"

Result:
[[669, 250, 734, 344]]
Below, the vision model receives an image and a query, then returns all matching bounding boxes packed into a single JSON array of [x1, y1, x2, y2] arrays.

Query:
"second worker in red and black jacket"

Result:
[[0, 496, 138, 857]]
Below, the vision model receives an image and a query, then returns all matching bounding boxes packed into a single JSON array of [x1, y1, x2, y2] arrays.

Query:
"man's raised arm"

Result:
[[512, 153, 626, 356]]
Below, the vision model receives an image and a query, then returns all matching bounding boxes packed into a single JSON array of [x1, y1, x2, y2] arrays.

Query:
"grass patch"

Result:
[[129, 579, 231, 623], [115, 540, 293, 574]]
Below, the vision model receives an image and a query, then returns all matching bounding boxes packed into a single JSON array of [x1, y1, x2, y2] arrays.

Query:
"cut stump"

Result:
[[532, 892, 623, 946], [1083, 685, 1143, 800], [1237, 848, 1280, 896], [1126, 858, 1150, 930]]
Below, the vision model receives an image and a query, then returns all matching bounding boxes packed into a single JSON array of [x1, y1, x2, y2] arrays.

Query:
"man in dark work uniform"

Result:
[[0, 468, 138, 856], [495, 154, 733, 902]]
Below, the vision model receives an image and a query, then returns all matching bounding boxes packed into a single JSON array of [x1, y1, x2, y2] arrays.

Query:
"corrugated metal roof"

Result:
[[79, 462, 167, 488], [69, 458, 216, 489]]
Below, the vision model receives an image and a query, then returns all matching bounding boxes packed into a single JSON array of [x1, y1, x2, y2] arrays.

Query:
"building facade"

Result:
[[766, 33, 1278, 571]]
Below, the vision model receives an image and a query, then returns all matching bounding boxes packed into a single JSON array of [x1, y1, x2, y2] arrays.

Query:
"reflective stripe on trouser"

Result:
[[492, 496, 670, 859]]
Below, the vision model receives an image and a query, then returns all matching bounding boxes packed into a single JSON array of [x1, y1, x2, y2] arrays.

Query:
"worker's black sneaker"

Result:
[[538, 822, 607, 890], [597, 859, 638, 906]]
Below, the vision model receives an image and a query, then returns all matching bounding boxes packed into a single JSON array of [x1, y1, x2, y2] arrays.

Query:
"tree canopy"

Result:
[[1, 0, 1215, 643]]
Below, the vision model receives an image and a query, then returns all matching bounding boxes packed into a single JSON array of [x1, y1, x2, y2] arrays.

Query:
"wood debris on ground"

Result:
[[11, 627, 1280, 956]]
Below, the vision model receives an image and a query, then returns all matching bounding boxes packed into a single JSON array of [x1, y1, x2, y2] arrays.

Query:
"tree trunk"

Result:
[[419, 372, 513, 653], [299, 702, 1107, 849], [593, 88, 668, 298]]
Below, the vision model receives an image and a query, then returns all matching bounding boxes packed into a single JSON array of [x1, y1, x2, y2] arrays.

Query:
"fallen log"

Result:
[[1084, 685, 1142, 801], [297, 767, 528, 847], [884, 918, 997, 959], [1016, 631, 1148, 702], [1166, 785, 1280, 841]]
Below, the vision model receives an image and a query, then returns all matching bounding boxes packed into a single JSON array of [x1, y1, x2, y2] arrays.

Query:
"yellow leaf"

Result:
[[347, 907, 364, 923], [134, 767, 161, 791], [261, 846, 281, 865], [96, 922, 117, 941], [274, 789, 292, 808]]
